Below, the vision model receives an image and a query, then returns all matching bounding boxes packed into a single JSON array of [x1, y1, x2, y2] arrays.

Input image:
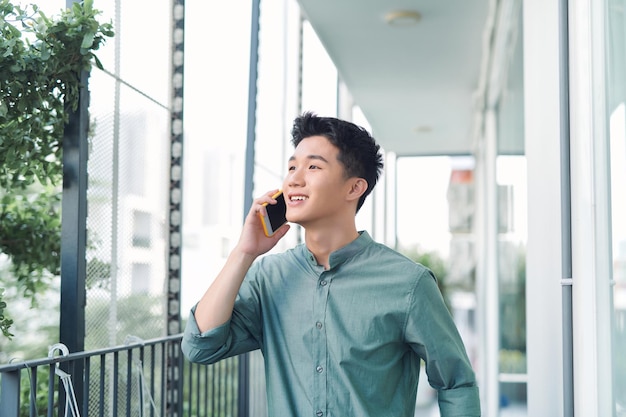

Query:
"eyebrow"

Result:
[[288, 154, 330, 163]]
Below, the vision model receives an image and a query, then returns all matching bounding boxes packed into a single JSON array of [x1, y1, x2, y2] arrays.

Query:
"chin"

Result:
[[286, 215, 303, 225], [286, 213, 306, 227]]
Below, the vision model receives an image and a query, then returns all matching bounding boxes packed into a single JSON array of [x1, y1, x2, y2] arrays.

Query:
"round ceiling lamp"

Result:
[[385, 10, 422, 27]]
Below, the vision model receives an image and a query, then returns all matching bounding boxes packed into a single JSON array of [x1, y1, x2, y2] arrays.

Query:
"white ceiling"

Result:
[[297, 0, 490, 157]]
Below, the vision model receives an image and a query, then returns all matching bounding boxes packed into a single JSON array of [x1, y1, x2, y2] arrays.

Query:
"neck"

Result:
[[304, 223, 359, 269]]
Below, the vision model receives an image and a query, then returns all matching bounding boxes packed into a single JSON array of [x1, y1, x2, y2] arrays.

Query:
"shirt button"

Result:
[[320, 280, 327, 286], [316, 321, 323, 329], [316, 365, 323, 373], [316, 411, 323, 417]]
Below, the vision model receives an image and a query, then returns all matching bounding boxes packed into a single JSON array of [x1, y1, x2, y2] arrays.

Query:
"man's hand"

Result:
[[236, 189, 291, 257]]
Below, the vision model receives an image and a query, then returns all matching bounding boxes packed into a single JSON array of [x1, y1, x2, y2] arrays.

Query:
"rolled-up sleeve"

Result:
[[181, 268, 264, 364], [438, 385, 481, 416], [181, 305, 232, 364]]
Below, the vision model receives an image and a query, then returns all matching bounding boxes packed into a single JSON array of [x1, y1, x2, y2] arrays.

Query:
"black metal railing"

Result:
[[0, 334, 240, 417]]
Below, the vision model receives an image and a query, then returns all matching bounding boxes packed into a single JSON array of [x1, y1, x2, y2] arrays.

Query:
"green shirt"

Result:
[[182, 231, 480, 416]]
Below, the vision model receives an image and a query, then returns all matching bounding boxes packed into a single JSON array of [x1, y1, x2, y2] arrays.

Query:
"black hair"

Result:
[[290, 111, 384, 212]]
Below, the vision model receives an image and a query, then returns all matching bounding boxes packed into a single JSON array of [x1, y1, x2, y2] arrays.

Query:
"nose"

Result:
[[286, 167, 304, 188]]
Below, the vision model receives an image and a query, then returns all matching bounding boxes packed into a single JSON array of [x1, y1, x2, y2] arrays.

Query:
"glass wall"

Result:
[[495, 155, 527, 411], [495, 4, 527, 414], [607, 0, 626, 413]]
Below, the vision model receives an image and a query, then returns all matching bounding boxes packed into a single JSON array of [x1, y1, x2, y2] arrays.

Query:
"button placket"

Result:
[[311, 270, 330, 416]]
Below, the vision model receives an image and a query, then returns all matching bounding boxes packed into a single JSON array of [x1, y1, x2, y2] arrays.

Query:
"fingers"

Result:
[[270, 223, 291, 241], [249, 189, 280, 218], [277, 222, 290, 235], [260, 189, 280, 205]]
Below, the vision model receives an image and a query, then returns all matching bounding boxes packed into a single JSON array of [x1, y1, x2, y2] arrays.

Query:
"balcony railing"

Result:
[[0, 334, 242, 417]]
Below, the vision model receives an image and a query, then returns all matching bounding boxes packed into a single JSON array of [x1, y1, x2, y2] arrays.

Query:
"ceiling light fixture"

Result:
[[385, 10, 422, 27], [413, 125, 432, 134]]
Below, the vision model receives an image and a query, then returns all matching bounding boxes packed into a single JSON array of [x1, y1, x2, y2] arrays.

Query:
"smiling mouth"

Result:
[[290, 195, 308, 201]]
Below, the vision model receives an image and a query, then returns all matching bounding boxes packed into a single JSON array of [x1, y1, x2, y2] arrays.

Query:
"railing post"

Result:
[[0, 369, 20, 417]]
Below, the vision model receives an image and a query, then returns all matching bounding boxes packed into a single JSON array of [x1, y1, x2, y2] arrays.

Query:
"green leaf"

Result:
[[81, 31, 94, 49]]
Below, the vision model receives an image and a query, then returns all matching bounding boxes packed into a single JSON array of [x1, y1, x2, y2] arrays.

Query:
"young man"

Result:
[[182, 112, 481, 416]]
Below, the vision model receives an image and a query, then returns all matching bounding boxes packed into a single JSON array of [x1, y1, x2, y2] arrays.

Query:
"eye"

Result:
[[309, 165, 320, 170], [288, 165, 296, 171]]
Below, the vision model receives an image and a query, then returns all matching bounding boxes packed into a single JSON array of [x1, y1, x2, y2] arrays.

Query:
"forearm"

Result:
[[193, 247, 257, 332]]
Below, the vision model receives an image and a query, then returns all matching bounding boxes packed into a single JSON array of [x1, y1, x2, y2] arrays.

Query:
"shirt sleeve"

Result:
[[180, 265, 264, 364], [438, 385, 481, 416], [180, 305, 250, 364], [405, 267, 481, 416]]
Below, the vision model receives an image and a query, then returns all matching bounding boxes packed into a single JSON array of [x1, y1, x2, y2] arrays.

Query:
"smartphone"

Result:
[[259, 190, 288, 237]]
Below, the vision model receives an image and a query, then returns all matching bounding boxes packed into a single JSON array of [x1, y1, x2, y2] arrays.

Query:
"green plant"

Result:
[[0, 0, 113, 338], [499, 348, 527, 373], [0, 289, 14, 338]]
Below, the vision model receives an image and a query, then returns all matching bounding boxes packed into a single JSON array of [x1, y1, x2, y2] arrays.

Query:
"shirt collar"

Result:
[[301, 231, 373, 270]]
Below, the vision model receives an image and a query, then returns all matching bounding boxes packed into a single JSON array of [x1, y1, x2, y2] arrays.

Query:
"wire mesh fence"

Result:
[[83, 0, 172, 352]]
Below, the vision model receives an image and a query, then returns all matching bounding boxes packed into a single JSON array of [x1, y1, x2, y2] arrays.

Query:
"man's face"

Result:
[[282, 135, 353, 227]]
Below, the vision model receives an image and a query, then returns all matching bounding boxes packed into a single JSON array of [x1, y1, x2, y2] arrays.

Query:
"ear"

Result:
[[345, 178, 368, 203]]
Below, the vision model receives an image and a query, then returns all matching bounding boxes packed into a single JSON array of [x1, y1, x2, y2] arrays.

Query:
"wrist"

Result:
[[230, 244, 259, 264]]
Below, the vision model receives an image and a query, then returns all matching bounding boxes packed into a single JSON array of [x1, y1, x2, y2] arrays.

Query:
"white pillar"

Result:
[[475, 110, 500, 417], [523, 0, 564, 415], [568, 0, 614, 415]]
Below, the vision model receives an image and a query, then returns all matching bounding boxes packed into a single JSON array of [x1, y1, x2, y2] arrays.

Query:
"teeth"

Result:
[[291, 196, 308, 201]]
